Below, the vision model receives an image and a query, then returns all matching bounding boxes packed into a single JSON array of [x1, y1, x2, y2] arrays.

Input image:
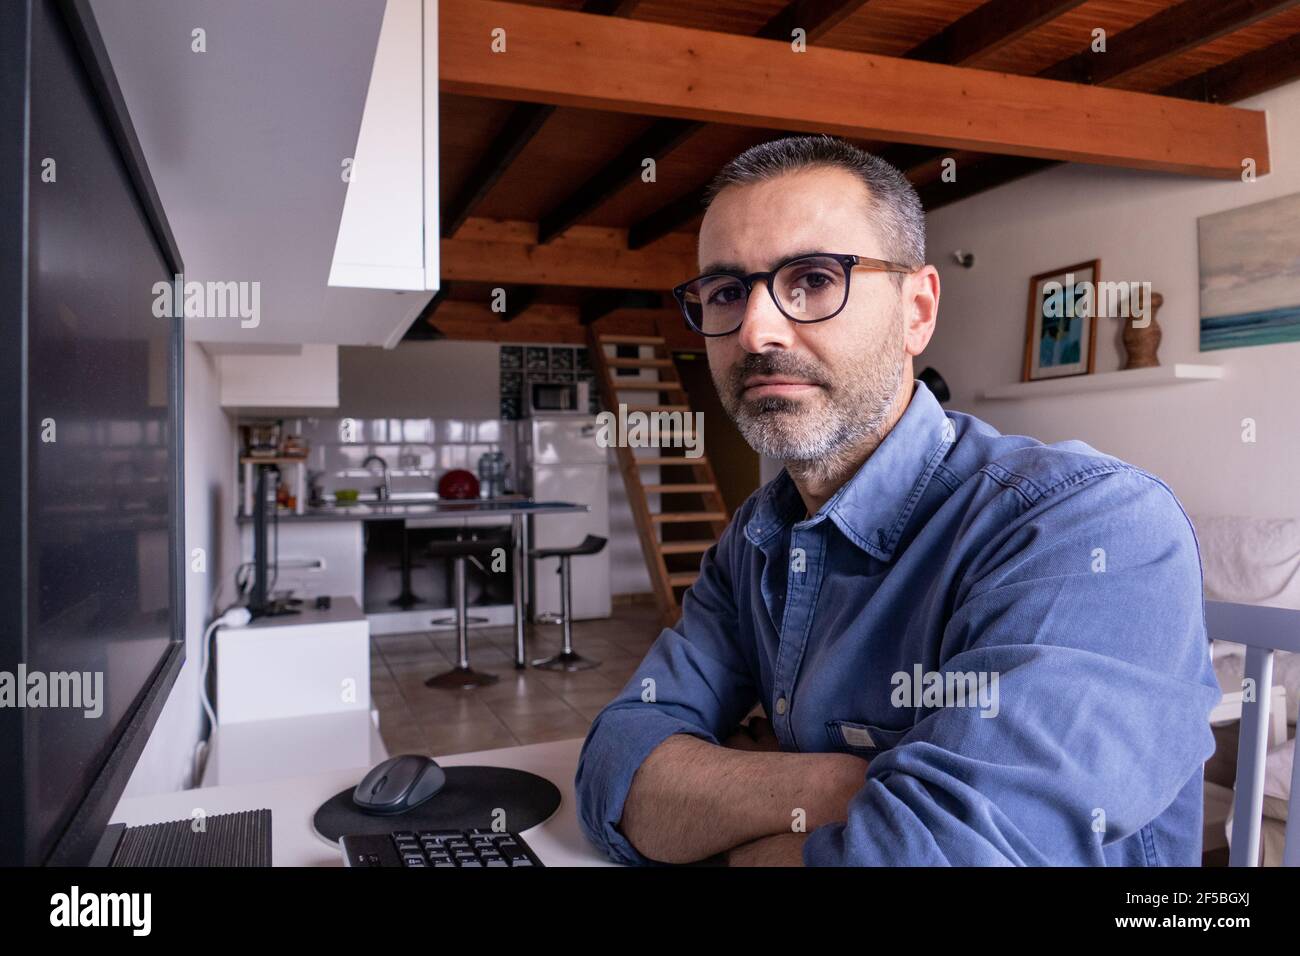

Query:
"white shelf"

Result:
[[982, 363, 1225, 400]]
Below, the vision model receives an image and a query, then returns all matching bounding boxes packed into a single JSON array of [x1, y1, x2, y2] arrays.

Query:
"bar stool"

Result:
[[389, 522, 424, 609], [424, 531, 508, 689], [530, 534, 607, 672]]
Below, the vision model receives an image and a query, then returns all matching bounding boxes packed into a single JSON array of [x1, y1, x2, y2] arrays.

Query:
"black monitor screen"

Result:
[[22, 0, 179, 863]]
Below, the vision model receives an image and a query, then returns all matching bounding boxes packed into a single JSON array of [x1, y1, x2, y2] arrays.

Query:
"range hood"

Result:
[[328, 0, 439, 293]]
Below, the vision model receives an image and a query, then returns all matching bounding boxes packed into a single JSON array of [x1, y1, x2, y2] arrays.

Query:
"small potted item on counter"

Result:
[[307, 470, 325, 508], [275, 480, 296, 512], [281, 434, 308, 458]]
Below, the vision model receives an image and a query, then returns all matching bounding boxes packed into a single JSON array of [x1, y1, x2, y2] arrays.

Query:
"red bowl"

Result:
[[438, 469, 480, 500]]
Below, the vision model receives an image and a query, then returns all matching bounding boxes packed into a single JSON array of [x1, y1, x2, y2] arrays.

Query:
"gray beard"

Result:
[[718, 321, 906, 487], [737, 362, 902, 487]]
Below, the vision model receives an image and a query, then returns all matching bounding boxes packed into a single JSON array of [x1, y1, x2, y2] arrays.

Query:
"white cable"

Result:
[[200, 607, 252, 732], [192, 738, 208, 789]]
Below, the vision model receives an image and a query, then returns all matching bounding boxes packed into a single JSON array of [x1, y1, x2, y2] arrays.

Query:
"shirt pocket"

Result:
[[825, 719, 909, 757]]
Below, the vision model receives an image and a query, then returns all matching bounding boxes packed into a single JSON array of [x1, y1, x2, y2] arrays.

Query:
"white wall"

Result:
[[339, 341, 499, 417], [921, 78, 1300, 520], [120, 342, 237, 797]]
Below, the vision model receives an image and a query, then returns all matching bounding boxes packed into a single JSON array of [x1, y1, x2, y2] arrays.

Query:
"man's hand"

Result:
[[721, 715, 782, 752]]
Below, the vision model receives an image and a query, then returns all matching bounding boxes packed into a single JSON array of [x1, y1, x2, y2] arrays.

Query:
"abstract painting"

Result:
[[1199, 191, 1300, 351]]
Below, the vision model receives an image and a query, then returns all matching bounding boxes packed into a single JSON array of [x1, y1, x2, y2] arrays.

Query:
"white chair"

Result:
[[1204, 601, 1300, 866]]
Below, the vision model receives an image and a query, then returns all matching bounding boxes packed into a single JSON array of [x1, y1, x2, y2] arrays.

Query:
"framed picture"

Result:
[[1198, 190, 1300, 351], [1023, 260, 1099, 381]]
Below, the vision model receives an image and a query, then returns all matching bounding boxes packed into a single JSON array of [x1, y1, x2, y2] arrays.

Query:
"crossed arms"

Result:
[[618, 717, 869, 866]]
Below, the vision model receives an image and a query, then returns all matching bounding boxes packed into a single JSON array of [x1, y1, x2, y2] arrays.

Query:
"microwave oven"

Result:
[[526, 380, 590, 416]]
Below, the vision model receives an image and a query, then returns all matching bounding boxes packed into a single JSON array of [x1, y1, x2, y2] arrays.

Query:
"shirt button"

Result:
[[775, 696, 787, 716]]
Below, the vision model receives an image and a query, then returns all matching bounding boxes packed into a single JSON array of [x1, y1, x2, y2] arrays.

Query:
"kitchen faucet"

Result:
[[362, 454, 390, 501]]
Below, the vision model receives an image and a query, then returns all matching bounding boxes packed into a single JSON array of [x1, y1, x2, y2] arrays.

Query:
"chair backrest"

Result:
[[1204, 601, 1300, 866]]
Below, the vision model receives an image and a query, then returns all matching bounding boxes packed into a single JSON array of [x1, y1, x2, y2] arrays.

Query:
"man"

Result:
[[574, 135, 1220, 866]]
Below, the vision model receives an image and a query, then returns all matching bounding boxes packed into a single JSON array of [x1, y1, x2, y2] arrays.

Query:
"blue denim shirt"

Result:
[[575, 380, 1220, 866]]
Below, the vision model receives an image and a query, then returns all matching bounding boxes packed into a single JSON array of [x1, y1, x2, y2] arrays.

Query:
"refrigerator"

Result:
[[518, 415, 612, 621]]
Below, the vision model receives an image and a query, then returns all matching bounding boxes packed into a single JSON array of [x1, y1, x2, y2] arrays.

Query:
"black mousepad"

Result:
[[313, 766, 562, 844]]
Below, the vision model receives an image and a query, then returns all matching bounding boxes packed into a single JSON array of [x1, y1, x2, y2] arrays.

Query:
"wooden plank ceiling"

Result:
[[413, 0, 1300, 343]]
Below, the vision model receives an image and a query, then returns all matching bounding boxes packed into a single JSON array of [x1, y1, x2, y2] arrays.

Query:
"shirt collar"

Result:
[[744, 380, 954, 562]]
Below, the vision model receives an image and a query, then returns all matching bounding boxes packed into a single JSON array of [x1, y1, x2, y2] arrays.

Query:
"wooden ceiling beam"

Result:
[[893, 0, 1297, 178], [536, 118, 703, 243], [441, 104, 554, 239], [627, 184, 708, 250], [917, 156, 1058, 211], [1159, 32, 1300, 103], [633, 0, 1087, 246], [920, 6, 1300, 210], [1039, 0, 1300, 87], [441, 218, 696, 289], [754, 0, 871, 44], [424, 300, 683, 345], [452, 216, 696, 251], [533, 0, 870, 244], [428, 300, 589, 344], [904, 0, 1087, 67], [401, 284, 452, 340], [579, 289, 664, 325], [441, 0, 1267, 178], [441, 0, 645, 239], [499, 284, 539, 322]]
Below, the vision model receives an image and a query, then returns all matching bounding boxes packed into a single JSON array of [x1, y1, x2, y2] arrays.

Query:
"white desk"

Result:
[[200, 709, 389, 788], [110, 736, 615, 867]]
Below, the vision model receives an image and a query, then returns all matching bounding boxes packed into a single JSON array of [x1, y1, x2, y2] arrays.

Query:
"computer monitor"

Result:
[[0, 0, 185, 865]]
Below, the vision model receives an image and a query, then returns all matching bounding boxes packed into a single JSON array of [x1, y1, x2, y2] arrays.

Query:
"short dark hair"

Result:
[[702, 134, 926, 271]]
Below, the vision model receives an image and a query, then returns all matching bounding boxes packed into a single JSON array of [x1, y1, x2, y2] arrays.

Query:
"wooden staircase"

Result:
[[588, 327, 729, 628]]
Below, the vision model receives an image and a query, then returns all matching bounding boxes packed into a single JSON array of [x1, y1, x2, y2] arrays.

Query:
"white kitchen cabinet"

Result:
[[328, 0, 439, 293], [214, 597, 370, 725], [216, 344, 339, 408]]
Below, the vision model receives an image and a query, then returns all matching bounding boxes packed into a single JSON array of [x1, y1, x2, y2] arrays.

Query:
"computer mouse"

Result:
[[352, 754, 447, 815]]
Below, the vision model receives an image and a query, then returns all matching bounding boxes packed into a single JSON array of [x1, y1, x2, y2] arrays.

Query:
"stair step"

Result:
[[651, 512, 728, 524], [633, 456, 708, 467], [657, 539, 714, 554], [587, 323, 724, 631], [599, 334, 665, 345], [606, 358, 674, 369]]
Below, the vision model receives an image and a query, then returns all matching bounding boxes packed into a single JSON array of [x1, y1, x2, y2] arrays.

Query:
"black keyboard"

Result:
[[341, 828, 544, 868]]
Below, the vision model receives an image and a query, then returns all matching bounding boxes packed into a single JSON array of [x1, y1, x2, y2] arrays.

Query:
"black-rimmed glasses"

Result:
[[673, 252, 917, 337]]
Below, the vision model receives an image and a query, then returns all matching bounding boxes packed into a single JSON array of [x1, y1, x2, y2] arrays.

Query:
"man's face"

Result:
[[699, 167, 912, 463]]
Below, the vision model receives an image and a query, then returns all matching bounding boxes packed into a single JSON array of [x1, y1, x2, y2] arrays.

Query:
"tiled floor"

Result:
[[370, 599, 662, 757]]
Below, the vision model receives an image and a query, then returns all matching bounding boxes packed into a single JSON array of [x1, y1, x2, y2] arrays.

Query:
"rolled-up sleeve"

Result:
[[804, 469, 1221, 866], [574, 518, 758, 865]]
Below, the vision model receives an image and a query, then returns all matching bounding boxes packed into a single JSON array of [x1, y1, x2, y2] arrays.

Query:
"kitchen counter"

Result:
[[236, 498, 587, 523], [236, 498, 589, 665]]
